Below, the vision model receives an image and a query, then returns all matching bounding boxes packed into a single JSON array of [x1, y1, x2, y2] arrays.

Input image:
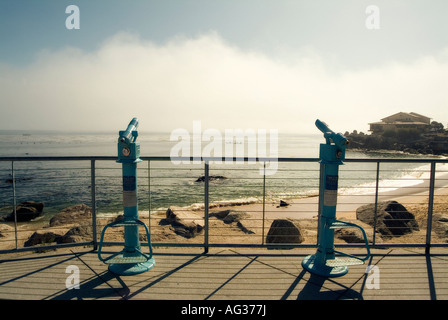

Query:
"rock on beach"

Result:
[[266, 219, 304, 244], [49, 204, 92, 226], [2, 201, 44, 222], [160, 206, 204, 238], [356, 200, 419, 237], [210, 209, 255, 234], [21, 204, 94, 248]]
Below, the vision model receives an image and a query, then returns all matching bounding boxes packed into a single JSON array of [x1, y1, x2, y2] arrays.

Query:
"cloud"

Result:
[[0, 31, 447, 134]]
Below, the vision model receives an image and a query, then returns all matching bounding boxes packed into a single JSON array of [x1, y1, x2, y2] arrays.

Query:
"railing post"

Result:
[[148, 160, 151, 233], [91, 159, 98, 250], [425, 161, 436, 255], [262, 162, 266, 245], [204, 161, 209, 253], [11, 161, 18, 250], [316, 163, 324, 245], [373, 161, 380, 245]]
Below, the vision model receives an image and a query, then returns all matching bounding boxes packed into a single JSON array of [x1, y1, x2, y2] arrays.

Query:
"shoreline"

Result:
[[144, 183, 448, 246], [167, 166, 448, 222], [201, 184, 448, 222]]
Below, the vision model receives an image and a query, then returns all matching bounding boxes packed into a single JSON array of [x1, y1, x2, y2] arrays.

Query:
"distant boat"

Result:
[[22, 133, 31, 136]]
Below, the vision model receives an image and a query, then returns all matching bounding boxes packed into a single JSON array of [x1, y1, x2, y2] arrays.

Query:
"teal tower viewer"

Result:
[[301, 120, 370, 277], [98, 118, 155, 275]]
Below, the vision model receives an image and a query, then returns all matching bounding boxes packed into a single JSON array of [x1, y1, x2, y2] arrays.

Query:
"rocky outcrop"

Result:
[[266, 219, 304, 244], [334, 228, 366, 243], [211, 209, 249, 224], [24, 223, 94, 247], [333, 218, 382, 244], [2, 201, 44, 222], [24, 230, 65, 247], [21, 204, 94, 247], [58, 223, 93, 244], [49, 204, 92, 226], [421, 213, 448, 240], [210, 209, 254, 234], [346, 131, 448, 155], [160, 207, 204, 238], [0, 224, 13, 238], [356, 200, 419, 237]]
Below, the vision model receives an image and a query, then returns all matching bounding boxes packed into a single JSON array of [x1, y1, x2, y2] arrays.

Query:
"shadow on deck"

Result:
[[0, 247, 447, 301]]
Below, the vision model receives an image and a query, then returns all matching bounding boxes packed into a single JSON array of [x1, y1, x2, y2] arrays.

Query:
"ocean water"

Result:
[[0, 130, 444, 221]]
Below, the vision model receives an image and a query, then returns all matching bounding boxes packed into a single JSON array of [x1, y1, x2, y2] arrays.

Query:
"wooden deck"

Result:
[[0, 246, 447, 301]]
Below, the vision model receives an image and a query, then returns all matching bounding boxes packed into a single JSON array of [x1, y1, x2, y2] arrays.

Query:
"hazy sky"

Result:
[[0, 0, 447, 134]]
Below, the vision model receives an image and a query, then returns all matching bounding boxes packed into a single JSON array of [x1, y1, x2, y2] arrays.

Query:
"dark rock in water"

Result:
[[3, 201, 44, 222], [266, 219, 304, 245], [49, 204, 92, 227], [5, 177, 34, 184], [356, 200, 419, 237], [195, 175, 227, 183]]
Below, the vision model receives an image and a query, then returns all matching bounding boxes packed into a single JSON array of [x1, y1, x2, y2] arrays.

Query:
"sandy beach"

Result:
[[144, 180, 448, 246], [180, 167, 448, 223]]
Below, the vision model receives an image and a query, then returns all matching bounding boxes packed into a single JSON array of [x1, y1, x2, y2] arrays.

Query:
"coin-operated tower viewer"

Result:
[[301, 119, 370, 278], [98, 117, 155, 276]]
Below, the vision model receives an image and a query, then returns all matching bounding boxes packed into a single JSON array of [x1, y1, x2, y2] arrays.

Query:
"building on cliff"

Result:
[[369, 112, 431, 134]]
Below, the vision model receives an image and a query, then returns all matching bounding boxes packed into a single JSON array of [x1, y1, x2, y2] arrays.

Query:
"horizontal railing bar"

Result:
[[0, 241, 94, 254], [3, 156, 447, 163], [100, 242, 429, 249], [0, 156, 117, 161]]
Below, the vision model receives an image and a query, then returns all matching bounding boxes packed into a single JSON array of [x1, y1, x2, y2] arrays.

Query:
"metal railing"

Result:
[[1, 156, 447, 254]]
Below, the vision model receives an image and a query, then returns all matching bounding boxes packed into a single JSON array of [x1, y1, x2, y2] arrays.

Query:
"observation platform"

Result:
[[0, 246, 447, 301]]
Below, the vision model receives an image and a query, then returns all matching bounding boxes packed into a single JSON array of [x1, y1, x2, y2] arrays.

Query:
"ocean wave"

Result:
[[140, 198, 262, 215], [339, 163, 442, 196], [190, 197, 260, 211]]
